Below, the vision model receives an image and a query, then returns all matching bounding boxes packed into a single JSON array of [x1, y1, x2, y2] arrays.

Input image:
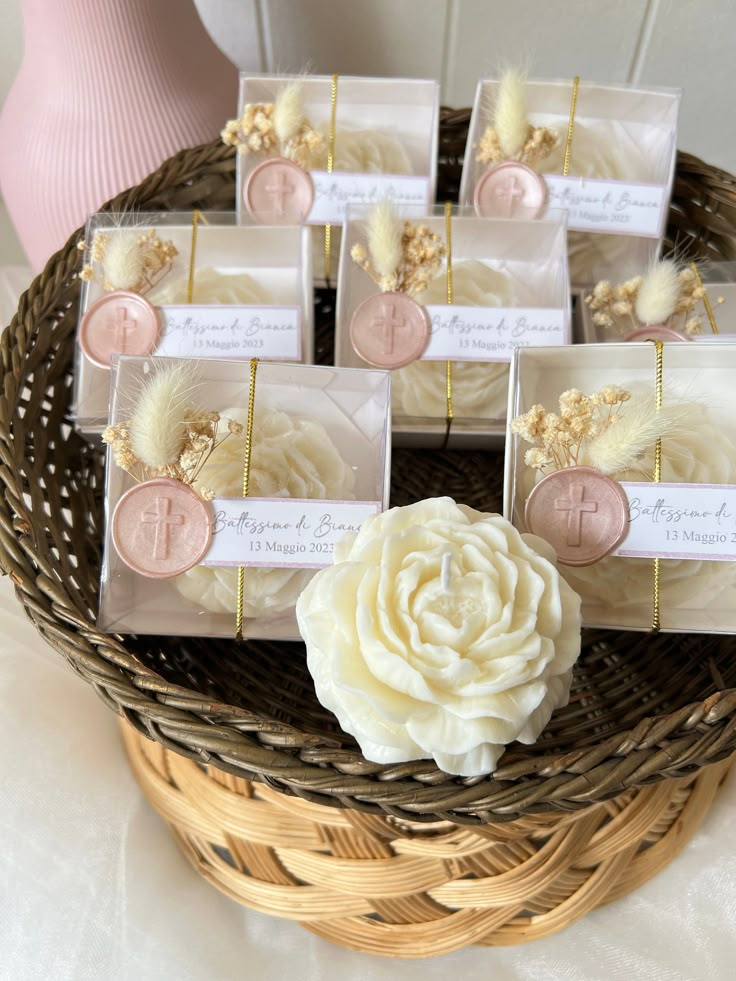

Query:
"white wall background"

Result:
[[1, 0, 734, 265]]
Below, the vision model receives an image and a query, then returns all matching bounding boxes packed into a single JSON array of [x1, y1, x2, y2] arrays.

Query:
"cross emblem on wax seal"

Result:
[[474, 161, 547, 219], [112, 477, 212, 578], [243, 157, 314, 225], [79, 291, 161, 369], [524, 466, 629, 567], [350, 291, 431, 369]]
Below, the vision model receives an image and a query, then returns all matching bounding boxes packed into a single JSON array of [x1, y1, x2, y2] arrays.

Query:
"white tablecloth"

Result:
[[1, 267, 735, 980]]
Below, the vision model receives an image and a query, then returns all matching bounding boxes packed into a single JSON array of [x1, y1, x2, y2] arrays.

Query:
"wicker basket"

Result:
[[121, 724, 731, 957], [1, 109, 736, 954]]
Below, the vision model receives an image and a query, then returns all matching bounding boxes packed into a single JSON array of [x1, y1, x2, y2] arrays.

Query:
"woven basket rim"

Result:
[[2, 114, 736, 824]]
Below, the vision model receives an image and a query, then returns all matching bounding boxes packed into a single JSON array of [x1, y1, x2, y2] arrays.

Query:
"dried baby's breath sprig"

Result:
[[673, 265, 724, 335], [513, 386, 700, 479], [584, 276, 642, 332], [477, 124, 559, 169], [585, 260, 725, 336], [524, 447, 553, 470], [221, 84, 324, 168], [512, 386, 631, 473], [350, 202, 446, 297], [103, 364, 242, 499], [221, 103, 277, 154], [81, 227, 178, 294]]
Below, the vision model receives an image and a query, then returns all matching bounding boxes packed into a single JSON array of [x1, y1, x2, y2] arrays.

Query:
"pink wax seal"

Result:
[[524, 465, 629, 567], [623, 325, 689, 343], [474, 161, 547, 219], [79, 291, 161, 369], [243, 157, 314, 225], [350, 291, 431, 369], [112, 477, 212, 579]]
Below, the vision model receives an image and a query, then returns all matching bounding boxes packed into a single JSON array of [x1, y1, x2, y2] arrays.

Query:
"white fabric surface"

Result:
[[1, 265, 735, 977]]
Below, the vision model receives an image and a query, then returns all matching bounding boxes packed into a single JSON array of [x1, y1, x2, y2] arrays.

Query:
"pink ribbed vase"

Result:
[[0, 0, 238, 272]]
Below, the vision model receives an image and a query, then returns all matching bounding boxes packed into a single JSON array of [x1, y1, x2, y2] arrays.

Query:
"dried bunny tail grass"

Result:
[[273, 82, 304, 145], [635, 260, 680, 325], [129, 363, 199, 469], [494, 69, 528, 159], [585, 397, 696, 477], [366, 200, 403, 283], [102, 230, 147, 291]]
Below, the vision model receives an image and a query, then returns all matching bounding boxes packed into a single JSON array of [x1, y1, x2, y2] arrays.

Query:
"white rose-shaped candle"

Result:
[[297, 497, 582, 776]]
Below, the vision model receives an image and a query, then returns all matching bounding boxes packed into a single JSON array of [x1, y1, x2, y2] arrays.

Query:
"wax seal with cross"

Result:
[[79, 290, 161, 369], [243, 157, 315, 225], [474, 160, 548, 219], [350, 291, 431, 369], [623, 324, 689, 343], [112, 477, 213, 579], [524, 465, 630, 567]]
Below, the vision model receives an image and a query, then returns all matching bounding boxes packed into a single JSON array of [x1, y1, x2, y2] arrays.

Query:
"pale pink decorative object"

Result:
[[525, 466, 630, 568], [112, 477, 212, 579], [623, 325, 689, 343], [79, 290, 160, 368], [350, 292, 431, 369], [474, 161, 547, 219], [244, 158, 315, 225], [0, 0, 237, 272]]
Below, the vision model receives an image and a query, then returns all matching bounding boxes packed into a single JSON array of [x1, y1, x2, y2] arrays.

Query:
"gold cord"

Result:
[[563, 77, 580, 177], [689, 261, 719, 334], [652, 340, 664, 632], [443, 201, 454, 448], [235, 357, 259, 642], [324, 73, 339, 285], [186, 209, 201, 304]]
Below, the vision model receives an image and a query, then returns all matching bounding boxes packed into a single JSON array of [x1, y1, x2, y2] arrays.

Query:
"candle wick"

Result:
[[441, 552, 452, 591]]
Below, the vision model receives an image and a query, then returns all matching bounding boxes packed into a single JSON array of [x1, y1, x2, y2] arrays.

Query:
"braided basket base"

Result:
[[121, 722, 731, 958]]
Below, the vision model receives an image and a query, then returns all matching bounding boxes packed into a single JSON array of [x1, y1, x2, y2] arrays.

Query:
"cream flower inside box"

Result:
[[336, 204, 570, 448], [576, 259, 729, 343], [505, 343, 736, 633], [73, 211, 314, 437], [460, 75, 680, 287], [98, 356, 391, 640], [233, 74, 439, 285], [297, 497, 582, 776]]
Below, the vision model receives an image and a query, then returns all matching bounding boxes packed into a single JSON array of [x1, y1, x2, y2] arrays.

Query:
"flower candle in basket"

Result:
[[460, 73, 681, 287], [504, 342, 736, 632], [98, 356, 391, 639], [73, 212, 314, 436], [229, 74, 439, 285], [576, 259, 726, 343], [297, 497, 582, 776], [336, 202, 570, 447]]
